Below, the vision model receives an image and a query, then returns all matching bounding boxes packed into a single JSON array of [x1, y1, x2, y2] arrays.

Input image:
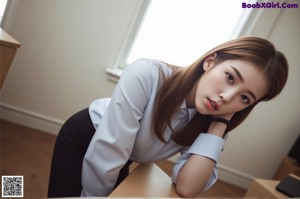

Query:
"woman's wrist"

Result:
[[203, 113, 233, 138], [210, 117, 231, 126], [207, 121, 227, 138], [208, 113, 234, 137]]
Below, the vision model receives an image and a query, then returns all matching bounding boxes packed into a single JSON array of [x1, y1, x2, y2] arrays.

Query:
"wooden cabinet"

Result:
[[0, 28, 21, 88], [245, 178, 287, 198], [274, 156, 300, 180], [245, 156, 300, 199]]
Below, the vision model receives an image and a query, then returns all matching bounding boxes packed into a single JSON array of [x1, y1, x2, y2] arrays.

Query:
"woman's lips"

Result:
[[206, 98, 219, 111]]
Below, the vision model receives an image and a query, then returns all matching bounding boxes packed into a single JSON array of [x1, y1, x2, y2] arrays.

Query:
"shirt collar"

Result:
[[179, 100, 198, 121]]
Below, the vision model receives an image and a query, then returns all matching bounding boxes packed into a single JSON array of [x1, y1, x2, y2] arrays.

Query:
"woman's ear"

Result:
[[203, 53, 217, 71]]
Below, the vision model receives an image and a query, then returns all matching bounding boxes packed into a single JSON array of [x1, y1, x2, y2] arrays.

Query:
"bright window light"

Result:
[[0, 0, 8, 23], [127, 0, 248, 66]]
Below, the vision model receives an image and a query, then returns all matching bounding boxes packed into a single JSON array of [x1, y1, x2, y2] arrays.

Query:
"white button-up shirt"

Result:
[[81, 59, 226, 197]]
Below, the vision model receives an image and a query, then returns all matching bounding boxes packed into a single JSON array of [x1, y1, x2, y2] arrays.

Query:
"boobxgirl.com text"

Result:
[[242, 2, 298, 9]]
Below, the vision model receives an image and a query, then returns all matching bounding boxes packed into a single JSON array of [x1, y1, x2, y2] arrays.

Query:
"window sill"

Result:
[[106, 67, 123, 83]]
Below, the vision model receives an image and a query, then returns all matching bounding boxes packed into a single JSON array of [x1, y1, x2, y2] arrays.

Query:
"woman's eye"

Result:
[[226, 72, 234, 83], [241, 95, 250, 104]]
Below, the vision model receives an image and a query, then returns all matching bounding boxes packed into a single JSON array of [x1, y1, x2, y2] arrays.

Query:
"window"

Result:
[[0, 0, 20, 30], [0, 0, 8, 24], [107, 0, 253, 78]]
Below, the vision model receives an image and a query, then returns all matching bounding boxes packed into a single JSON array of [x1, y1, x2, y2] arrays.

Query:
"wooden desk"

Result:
[[52, 163, 246, 198], [0, 28, 20, 88], [109, 163, 180, 197]]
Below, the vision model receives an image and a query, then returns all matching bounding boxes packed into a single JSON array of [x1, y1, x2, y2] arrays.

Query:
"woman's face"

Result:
[[189, 56, 269, 116]]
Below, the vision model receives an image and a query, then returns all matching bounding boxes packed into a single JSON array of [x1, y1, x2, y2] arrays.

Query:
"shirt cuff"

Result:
[[187, 133, 226, 162]]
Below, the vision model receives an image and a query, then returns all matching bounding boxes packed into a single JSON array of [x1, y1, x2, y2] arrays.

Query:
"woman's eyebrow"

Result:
[[230, 66, 244, 82], [230, 65, 257, 101]]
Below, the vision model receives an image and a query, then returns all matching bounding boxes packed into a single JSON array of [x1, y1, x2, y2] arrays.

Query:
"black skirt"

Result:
[[47, 108, 132, 197]]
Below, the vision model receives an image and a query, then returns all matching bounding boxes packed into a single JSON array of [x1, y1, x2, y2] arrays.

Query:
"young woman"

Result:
[[48, 37, 289, 198]]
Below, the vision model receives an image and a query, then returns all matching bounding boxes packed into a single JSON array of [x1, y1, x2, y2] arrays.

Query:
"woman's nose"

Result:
[[219, 89, 236, 103]]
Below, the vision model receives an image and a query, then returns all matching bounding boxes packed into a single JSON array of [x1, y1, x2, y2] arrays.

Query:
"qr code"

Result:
[[2, 176, 24, 198]]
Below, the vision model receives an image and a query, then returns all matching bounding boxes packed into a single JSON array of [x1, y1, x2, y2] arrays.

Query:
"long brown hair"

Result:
[[153, 37, 289, 146]]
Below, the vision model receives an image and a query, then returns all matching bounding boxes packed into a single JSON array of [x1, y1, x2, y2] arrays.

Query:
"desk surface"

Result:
[[109, 163, 180, 197], [51, 163, 180, 199], [51, 163, 248, 199]]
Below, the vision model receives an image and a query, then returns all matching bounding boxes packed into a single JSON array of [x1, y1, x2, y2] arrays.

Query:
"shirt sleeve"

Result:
[[171, 133, 226, 192], [81, 59, 158, 197]]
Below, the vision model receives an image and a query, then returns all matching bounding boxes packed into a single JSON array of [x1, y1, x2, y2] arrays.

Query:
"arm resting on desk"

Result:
[[173, 133, 226, 198]]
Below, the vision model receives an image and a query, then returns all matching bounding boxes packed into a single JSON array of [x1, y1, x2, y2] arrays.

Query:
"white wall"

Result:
[[1, 0, 143, 132], [1, 0, 300, 189]]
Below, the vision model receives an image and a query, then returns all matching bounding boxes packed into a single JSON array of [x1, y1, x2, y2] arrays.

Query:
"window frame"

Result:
[[106, 0, 151, 80]]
